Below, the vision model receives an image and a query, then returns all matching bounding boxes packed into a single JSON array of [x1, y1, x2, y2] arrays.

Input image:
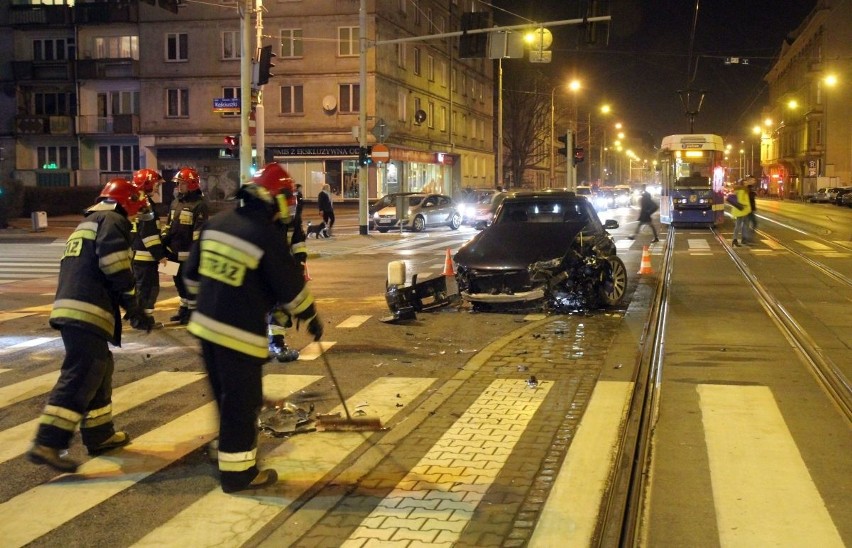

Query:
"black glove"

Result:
[[301, 315, 323, 341], [129, 311, 155, 333]]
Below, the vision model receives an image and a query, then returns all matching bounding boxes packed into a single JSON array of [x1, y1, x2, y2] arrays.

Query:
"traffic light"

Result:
[[573, 147, 585, 166], [557, 133, 569, 157], [358, 146, 373, 167], [255, 45, 276, 86], [224, 135, 239, 158]]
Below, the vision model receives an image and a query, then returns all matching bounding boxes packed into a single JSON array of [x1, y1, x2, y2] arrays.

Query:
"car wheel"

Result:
[[377, 228, 389, 233], [599, 256, 627, 306], [449, 213, 462, 230], [412, 215, 426, 232]]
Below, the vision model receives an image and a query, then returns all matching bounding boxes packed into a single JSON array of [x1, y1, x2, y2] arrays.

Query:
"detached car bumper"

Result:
[[461, 287, 545, 303]]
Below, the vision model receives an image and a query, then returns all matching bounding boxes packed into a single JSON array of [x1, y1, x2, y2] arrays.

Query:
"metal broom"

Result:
[[315, 345, 384, 432]]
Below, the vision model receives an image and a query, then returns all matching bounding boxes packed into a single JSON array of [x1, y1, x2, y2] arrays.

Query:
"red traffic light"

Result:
[[224, 135, 237, 147]]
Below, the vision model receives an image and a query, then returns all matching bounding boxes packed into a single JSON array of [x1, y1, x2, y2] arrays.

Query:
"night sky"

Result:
[[491, 0, 817, 147]]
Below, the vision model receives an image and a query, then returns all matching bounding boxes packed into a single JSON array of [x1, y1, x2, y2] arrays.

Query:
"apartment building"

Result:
[[0, 0, 495, 203], [761, 0, 851, 198]]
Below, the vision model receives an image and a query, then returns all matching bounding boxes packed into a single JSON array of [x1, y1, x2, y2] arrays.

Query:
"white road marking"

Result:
[[0, 371, 59, 410], [796, 240, 831, 250], [529, 380, 633, 546], [297, 341, 337, 361], [0, 336, 58, 356], [337, 315, 371, 328], [688, 238, 711, 250], [698, 384, 844, 547]]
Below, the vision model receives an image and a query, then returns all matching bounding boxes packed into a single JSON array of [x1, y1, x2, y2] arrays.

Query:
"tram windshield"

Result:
[[672, 151, 714, 188]]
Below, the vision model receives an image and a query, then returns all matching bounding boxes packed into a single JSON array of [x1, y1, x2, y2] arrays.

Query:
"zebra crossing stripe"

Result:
[[337, 315, 371, 328], [529, 380, 633, 546], [344, 378, 551, 545], [0, 374, 321, 548], [0, 371, 59, 410], [0, 336, 58, 357], [297, 341, 336, 361], [698, 384, 844, 547], [132, 376, 435, 547], [0, 312, 35, 323], [0, 371, 204, 466]]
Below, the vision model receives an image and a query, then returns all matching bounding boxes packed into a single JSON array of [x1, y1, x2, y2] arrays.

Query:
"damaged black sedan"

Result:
[[454, 190, 627, 312]]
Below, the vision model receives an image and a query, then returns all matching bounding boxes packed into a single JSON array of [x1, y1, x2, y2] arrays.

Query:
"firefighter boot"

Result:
[[27, 444, 79, 472], [269, 334, 299, 363], [170, 306, 189, 323], [222, 468, 279, 494], [86, 431, 131, 456]]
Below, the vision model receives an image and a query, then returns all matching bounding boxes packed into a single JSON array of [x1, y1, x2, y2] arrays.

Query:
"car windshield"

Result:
[[407, 196, 425, 207], [497, 200, 590, 224]]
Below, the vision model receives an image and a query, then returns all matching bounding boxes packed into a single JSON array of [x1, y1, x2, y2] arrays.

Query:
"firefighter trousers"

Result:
[[35, 326, 118, 450], [199, 339, 264, 492], [133, 260, 161, 312]]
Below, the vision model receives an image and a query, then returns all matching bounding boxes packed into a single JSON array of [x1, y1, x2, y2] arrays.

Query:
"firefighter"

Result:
[[265, 164, 308, 362], [182, 162, 323, 494], [27, 178, 155, 472], [162, 167, 208, 324], [131, 168, 167, 316]]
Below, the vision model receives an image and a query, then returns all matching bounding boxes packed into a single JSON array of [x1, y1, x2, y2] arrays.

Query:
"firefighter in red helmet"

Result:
[[182, 162, 323, 493], [27, 178, 155, 472], [162, 167, 208, 324], [131, 168, 167, 318], [257, 163, 309, 362]]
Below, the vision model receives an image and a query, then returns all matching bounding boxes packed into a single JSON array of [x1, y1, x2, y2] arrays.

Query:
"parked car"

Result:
[[459, 188, 506, 229], [454, 190, 626, 312], [368, 192, 418, 230], [809, 188, 839, 203], [372, 193, 462, 232], [832, 186, 852, 205], [612, 185, 632, 207], [842, 190, 852, 208]]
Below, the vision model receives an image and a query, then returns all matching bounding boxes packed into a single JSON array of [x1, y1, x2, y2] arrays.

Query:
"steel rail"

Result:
[[595, 230, 674, 547]]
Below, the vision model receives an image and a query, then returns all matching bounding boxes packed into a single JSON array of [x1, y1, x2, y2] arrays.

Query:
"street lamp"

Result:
[[549, 79, 581, 186], [589, 104, 610, 185], [751, 125, 761, 175]]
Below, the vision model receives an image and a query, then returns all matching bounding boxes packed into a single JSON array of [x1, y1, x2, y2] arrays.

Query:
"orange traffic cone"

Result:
[[303, 262, 312, 281], [442, 248, 455, 276], [637, 245, 653, 275]]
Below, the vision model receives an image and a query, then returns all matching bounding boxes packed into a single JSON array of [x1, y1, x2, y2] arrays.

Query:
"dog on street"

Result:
[[306, 221, 330, 238]]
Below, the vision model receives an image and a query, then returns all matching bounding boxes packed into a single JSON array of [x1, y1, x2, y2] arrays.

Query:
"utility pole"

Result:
[[239, 0, 253, 184], [357, 0, 368, 234]]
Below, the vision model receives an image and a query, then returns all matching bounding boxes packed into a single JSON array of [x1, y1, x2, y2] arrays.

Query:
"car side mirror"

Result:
[[604, 219, 619, 229]]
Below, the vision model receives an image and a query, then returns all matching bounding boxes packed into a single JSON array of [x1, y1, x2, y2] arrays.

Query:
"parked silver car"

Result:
[[372, 193, 462, 232]]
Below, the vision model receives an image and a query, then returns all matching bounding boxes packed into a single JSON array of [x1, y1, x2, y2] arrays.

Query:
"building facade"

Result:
[[0, 0, 496, 204], [761, 0, 851, 198]]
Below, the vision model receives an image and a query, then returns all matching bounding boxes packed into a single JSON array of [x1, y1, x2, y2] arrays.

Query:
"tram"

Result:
[[658, 133, 727, 227]]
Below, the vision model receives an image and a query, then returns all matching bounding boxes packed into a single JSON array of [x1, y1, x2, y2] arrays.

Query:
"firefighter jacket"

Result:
[[131, 204, 166, 263], [183, 201, 318, 359], [49, 209, 139, 346], [162, 189, 208, 262], [285, 216, 308, 264]]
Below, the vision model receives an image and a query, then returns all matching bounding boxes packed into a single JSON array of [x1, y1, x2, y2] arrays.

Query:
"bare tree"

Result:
[[501, 69, 560, 189]]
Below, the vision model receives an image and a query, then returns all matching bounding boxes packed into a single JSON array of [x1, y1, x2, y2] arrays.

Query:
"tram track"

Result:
[[595, 230, 674, 547], [711, 227, 852, 423]]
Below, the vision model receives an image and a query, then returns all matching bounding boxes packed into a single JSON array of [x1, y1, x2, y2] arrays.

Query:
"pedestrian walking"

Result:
[[728, 179, 752, 247], [628, 184, 660, 243], [27, 178, 155, 473], [293, 182, 304, 219], [745, 176, 758, 242], [162, 167, 208, 324], [131, 168, 167, 315], [183, 162, 323, 493], [317, 183, 335, 235]]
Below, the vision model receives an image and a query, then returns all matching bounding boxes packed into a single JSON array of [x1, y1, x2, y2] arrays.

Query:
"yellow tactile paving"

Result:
[[344, 378, 551, 546]]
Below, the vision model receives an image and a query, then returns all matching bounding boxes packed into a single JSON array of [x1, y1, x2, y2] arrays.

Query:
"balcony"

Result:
[[8, 3, 72, 26], [12, 60, 75, 81], [76, 58, 139, 79], [73, 2, 139, 24], [77, 114, 139, 135], [15, 115, 74, 136]]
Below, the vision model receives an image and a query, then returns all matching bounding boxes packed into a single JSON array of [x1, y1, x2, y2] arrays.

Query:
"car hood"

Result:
[[454, 222, 586, 270]]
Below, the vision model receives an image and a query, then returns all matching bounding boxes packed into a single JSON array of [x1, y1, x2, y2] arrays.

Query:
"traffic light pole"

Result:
[[567, 129, 576, 190], [358, 0, 368, 235], [239, 0, 253, 185]]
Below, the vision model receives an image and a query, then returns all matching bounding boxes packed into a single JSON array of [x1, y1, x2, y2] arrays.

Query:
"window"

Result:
[[281, 85, 304, 114], [413, 47, 421, 75], [37, 146, 78, 170], [99, 145, 139, 172], [440, 106, 447, 132], [396, 43, 406, 68], [414, 97, 422, 122], [428, 101, 435, 128], [414, 1, 420, 25], [222, 31, 239, 60], [166, 33, 188, 62], [462, 114, 467, 137], [221, 86, 240, 117], [339, 84, 359, 113], [461, 73, 467, 96], [451, 68, 457, 92], [398, 89, 407, 122], [338, 27, 357, 57], [440, 61, 447, 87], [94, 36, 139, 60], [166, 88, 189, 117], [33, 38, 74, 61], [97, 91, 139, 116], [34, 92, 75, 116], [280, 29, 303, 58], [427, 55, 434, 81], [452, 111, 458, 135]]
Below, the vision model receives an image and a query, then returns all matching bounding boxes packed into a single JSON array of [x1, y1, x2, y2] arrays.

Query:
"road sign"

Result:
[[371, 118, 391, 142], [529, 50, 552, 63], [213, 97, 240, 112], [371, 143, 390, 163]]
